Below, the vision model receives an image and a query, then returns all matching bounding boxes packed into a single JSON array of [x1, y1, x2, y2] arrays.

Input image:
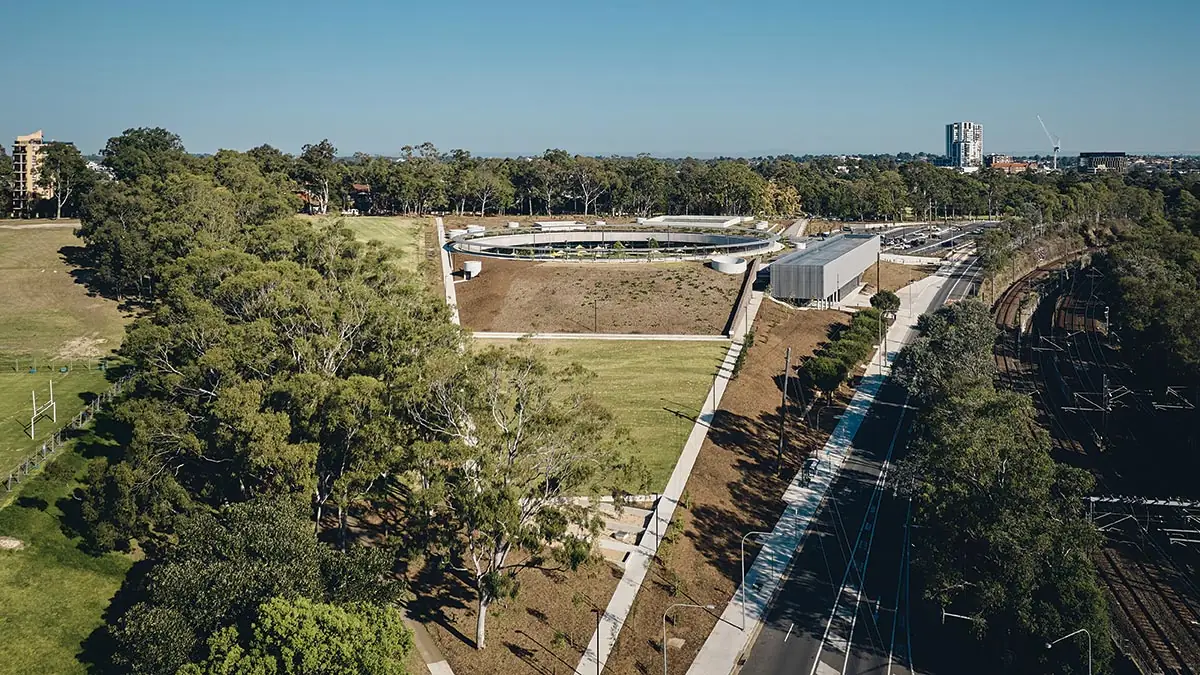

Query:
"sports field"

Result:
[[490, 339, 729, 490], [0, 227, 127, 478], [0, 443, 133, 675], [303, 215, 429, 272]]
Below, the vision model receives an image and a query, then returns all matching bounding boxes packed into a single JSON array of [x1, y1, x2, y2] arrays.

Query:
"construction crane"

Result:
[[1037, 114, 1061, 171]]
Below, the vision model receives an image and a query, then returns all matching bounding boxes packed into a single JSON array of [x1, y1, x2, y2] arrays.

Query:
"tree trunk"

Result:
[[475, 593, 490, 649], [55, 199, 62, 220]]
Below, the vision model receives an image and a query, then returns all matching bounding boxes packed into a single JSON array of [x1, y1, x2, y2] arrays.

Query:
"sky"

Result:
[[2, 0, 1198, 157]]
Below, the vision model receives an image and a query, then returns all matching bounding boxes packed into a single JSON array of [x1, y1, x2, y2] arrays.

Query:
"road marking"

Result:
[[808, 394, 911, 675], [785, 623, 794, 642]]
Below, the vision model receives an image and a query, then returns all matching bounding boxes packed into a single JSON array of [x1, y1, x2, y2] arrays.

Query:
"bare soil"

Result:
[[454, 257, 743, 335], [417, 557, 623, 674], [861, 261, 936, 294], [603, 302, 852, 674]]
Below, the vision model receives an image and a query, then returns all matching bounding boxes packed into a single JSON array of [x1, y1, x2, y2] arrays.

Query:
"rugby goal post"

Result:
[[29, 379, 56, 439]]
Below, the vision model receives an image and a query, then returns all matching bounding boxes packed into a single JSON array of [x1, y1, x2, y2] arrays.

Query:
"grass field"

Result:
[[0, 369, 114, 480], [0, 442, 133, 675], [0, 227, 127, 478], [495, 339, 729, 490], [0, 228, 126, 362], [302, 215, 429, 272]]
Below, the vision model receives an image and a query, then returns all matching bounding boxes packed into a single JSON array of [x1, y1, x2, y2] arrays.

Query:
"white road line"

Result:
[[785, 623, 795, 642], [808, 395, 910, 675]]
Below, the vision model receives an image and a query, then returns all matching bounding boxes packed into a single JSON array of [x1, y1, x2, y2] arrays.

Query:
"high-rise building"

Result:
[[11, 130, 51, 218], [945, 121, 984, 168]]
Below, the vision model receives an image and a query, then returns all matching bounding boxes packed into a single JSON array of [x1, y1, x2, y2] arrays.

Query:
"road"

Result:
[[739, 257, 985, 675]]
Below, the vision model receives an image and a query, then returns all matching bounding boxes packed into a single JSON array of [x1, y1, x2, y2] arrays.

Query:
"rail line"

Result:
[[993, 257, 1200, 674]]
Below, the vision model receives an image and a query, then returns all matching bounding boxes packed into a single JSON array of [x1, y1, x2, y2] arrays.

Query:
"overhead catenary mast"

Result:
[[1037, 114, 1062, 171]]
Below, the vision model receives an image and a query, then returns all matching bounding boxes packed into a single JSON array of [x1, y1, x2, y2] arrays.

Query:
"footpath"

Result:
[[573, 291, 765, 674], [686, 256, 960, 674]]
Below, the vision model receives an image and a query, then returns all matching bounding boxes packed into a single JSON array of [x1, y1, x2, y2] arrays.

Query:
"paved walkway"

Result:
[[402, 609, 457, 675], [435, 217, 460, 325], [574, 290, 765, 675], [686, 273, 949, 675], [473, 331, 729, 341]]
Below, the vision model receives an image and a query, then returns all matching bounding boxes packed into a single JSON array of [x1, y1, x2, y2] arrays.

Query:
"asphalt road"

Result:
[[740, 382, 917, 675], [740, 259, 986, 675]]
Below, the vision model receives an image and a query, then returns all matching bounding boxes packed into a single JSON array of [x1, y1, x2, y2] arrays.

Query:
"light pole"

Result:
[[740, 531, 771, 630], [663, 603, 715, 675], [590, 607, 602, 675], [1047, 628, 1092, 675]]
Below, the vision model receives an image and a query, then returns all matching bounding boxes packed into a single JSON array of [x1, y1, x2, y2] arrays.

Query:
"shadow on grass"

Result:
[[59, 244, 150, 313], [404, 557, 477, 649]]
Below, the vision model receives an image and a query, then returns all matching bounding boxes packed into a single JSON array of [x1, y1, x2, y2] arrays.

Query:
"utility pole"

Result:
[[776, 347, 791, 469]]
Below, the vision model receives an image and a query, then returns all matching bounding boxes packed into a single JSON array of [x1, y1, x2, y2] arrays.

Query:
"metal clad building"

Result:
[[770, 234, 880, 302]]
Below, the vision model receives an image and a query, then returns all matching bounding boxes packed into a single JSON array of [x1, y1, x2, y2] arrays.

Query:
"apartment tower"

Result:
[[11, 130, 50, 218], [945, 121, 983, 168]]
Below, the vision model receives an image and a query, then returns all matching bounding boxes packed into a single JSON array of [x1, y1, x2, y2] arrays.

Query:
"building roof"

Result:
[[350, 183, 370, 192], [774, 234, 879, 268], [1080, 152, 1126, 158]]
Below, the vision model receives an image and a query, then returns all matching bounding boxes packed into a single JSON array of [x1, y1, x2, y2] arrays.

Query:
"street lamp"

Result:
[[740, 531, 771, 630], [663, 603, 715, 675], [1047, 628, 1092, 675]]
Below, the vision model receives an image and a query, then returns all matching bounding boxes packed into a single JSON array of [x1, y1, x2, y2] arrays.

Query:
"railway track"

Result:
[[993, 259, 1200, 674]]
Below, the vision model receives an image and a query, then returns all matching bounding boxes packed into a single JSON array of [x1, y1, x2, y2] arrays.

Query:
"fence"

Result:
[[2, 373, 133, 494]]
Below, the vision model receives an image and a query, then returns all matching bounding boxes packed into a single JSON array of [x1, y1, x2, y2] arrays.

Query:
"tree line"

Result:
[[6, 126, 1198, 228], [893, 301, 1111, 674], [70, 128, 644, 673]]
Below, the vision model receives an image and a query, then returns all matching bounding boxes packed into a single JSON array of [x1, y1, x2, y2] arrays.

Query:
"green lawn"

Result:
[[0, 369, 115, 480], [0, 228, 127, 363], [515, 339, 728, 491], [0, 441, 133, 675], [0, 227, 127, 479], [303, 215, 429, 273]]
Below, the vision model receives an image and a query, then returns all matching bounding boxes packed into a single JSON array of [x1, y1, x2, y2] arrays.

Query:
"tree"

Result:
[[572, 156, 610, 216], [0, 147, 12, 210], [414, 343, 641, 649], [296, 140, 340, 214], [35, 141, 94, 218], [472, 164, 511, 216], [893, 300, 997, 404], [870, 289, 901, 313], [108, 499, 402, 674], [179, 597, 412, 675], [101, 127, 188, 182], [803, 356, 847, 402]]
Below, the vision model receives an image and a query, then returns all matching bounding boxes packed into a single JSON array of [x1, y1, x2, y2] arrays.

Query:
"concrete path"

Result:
[[435, 217, 460, 325], [574, 290, 765, 675], [686, 272, 949, 675], [0, 221, 77, 229], [402, 609, 457, 675], [473, 331, 729, 342]]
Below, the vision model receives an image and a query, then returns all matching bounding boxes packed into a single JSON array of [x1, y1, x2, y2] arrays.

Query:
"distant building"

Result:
[[770, 234, 880, 304], [945, 121, 984, 168], [11, 130, 52, 218], [1079, 152, 1129, 173], [984, 154, 1012, 166]]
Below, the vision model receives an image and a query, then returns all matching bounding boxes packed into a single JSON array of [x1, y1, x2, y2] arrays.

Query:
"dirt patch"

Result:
[[0, 536, 24, 550], [418, 557, 622, 674], [861, 261, 936, 294], [454, 257, 743, 335], [603, 301, 852, 674], [53, 336, 110, 361]]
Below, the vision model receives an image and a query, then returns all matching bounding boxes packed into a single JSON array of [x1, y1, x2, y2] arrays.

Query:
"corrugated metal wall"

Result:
[[770, 237, 879, 300]]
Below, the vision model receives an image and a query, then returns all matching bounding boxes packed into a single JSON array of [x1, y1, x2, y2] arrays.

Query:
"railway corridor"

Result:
[[992, 260, 1200, 674]]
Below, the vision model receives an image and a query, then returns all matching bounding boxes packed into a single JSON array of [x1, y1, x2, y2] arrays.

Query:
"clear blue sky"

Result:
[[3, 0, 1197, 156]]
